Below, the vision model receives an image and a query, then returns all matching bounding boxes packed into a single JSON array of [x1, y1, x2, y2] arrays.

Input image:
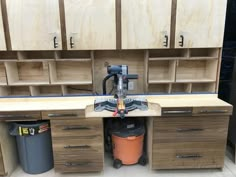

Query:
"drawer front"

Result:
[[54, 158, 103, 173], [0, 145, 5, 176], [0, 111, 41, 121], [51, 119, 102, 138], [193, 107, 233, 116], [162, 108, 192, 117], [152, 142, 226, 169], [153, 116, 229, 143], [52, 137, 103, 155], [42, 110, 85, 120]]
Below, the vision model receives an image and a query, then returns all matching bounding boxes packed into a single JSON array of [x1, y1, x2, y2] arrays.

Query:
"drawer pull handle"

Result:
[[63, 126, 90, 130], [70, 37, 74, 48], [64, 145, 91, 149], [53, 36, 59, 48], [64, 162, 90, 167], [163, 110, 192, 114], [176, 128, 204, 132], [48, 113, 77, 117], [176, 154, 202, 159], [0, 115, 34, 119], [163, 35, 169, 47], [199, 110, 228, 114], [179, 35, 184, 47]]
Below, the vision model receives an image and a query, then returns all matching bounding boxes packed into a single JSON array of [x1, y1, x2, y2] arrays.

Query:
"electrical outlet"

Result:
[[128, 82, 134, 90]]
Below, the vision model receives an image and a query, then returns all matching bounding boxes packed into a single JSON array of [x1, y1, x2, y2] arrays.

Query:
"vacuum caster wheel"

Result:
[[138, 155, 147, 166], [113, 159, 122, 169]]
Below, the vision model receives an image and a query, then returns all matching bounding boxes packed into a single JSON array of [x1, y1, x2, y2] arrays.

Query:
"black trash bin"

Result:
[[9, 121, 53, 174]]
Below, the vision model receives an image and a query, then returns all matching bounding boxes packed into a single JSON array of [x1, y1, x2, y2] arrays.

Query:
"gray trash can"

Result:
[[10, 121, 54, 174]]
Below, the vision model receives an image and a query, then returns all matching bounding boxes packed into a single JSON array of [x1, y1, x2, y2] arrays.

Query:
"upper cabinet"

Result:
[[6, 0, 62, 50], [64, 0, 116, 50], [121, 0, 172, 49], [0, 2, 6, 51], [175, 0, 227, 48]]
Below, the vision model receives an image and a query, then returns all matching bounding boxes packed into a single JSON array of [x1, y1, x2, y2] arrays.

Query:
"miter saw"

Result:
[[94, 65, 148, 118]]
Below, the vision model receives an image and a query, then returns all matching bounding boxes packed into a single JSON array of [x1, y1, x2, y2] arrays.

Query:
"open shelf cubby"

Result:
[[171, 83, 191, 94], [49, 60, 93, 85], [5, 61, 50, 85], [0, 62, 7, 85], [56, 51, 91, 60], [30, 86, 63, 96], [176, 59, 218, 83], [148, 60, 176, 83], [191, 83, 216, 93], [0, 86, 31, 96], [17, 51, 55, 60], [62, 85, 94, 95], [190, 48, 220, 59], [148, 84, 170, 94], [149, 49, 188, 60]]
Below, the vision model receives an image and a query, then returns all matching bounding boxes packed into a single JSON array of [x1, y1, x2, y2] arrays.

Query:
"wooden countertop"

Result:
[[0, 94, 232, 118]]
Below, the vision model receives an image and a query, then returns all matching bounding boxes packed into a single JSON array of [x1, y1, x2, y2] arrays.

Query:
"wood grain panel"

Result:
[[6, 0, 62, 50], [51, 119, 103, 138], [152, 141, 226, 169], [0, 111, 41, 121], [121, 0, 172, 49], [0, 1, 6, 50], [153, 116, 229, 143], [64, 0, 116, 50], [0, 145, 5, 176], [175, 0, 227, 48]]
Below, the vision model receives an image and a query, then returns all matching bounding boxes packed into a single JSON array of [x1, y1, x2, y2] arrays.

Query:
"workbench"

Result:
[[0, 94, 232, 175]]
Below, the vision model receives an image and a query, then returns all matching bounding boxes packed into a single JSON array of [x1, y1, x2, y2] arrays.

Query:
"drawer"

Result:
[[0, 111, 41, 121], [52, 137, 103, 154], [54, 158, 103, 173], [193, 106, 233, 116], [153, 116, 229, 143], [51, 119, 103, 138], [161, 108, 192, 117], [152, 142, 225, 169], [42, 110, 85, 120]]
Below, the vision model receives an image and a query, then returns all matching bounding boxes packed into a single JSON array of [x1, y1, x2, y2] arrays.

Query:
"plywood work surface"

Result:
[[0, 94, 231, 114]]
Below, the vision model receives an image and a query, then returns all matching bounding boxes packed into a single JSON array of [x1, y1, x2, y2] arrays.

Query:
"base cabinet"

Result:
[[50, 118, 104, 173], [148, 116, 229, 169]]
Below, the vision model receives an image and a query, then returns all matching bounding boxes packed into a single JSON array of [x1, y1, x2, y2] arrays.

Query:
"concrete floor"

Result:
[[10, 147, 236, 177]]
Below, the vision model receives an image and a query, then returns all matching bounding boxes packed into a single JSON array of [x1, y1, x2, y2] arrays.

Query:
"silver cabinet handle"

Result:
[[176, 128, 204, 132], [64, 145, 91, 149], [0, 115, 34, 119], [176, 154, 202, 159], [63, 126, 90, 130], [163, 110, 192, 114], [48, 113, 77, 117], [198, 110, 228, 114], [64, 162, 90, 167]]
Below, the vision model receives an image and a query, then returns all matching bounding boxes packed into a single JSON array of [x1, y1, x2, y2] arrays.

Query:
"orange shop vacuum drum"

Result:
[[111, 119, 147, 169]]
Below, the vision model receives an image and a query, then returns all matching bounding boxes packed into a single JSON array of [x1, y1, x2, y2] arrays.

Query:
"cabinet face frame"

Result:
[[175, 0, 227, 48], [121, 0, 172, 49], [0, 2, 6, 51], [6, 0, 62, 50], [64, 0, 116, 50]]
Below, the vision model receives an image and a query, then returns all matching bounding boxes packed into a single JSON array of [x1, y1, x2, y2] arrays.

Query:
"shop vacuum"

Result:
[[99, 65, 147, 169]]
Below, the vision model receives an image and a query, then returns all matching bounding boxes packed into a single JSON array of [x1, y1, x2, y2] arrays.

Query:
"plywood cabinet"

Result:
[[175, 0, 227, 48], [0, 2, 6, 51], [121, 0, 172, 49], [64, 0, 116, 50], [6, 0, 62, 50]]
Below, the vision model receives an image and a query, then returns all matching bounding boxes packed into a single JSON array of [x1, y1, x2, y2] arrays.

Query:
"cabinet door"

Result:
[[6, 0, 62, 50], [64, 0, 116, 50], [175, 0, 227, 48], [121, 0, 172, 49], [0, 2, 6, 51]]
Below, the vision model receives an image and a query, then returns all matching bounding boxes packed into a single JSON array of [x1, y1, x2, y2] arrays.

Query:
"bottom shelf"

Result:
[[62, 85, 94, 96], [148, 82, 216, 94], [0, 86, 31, 97]]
